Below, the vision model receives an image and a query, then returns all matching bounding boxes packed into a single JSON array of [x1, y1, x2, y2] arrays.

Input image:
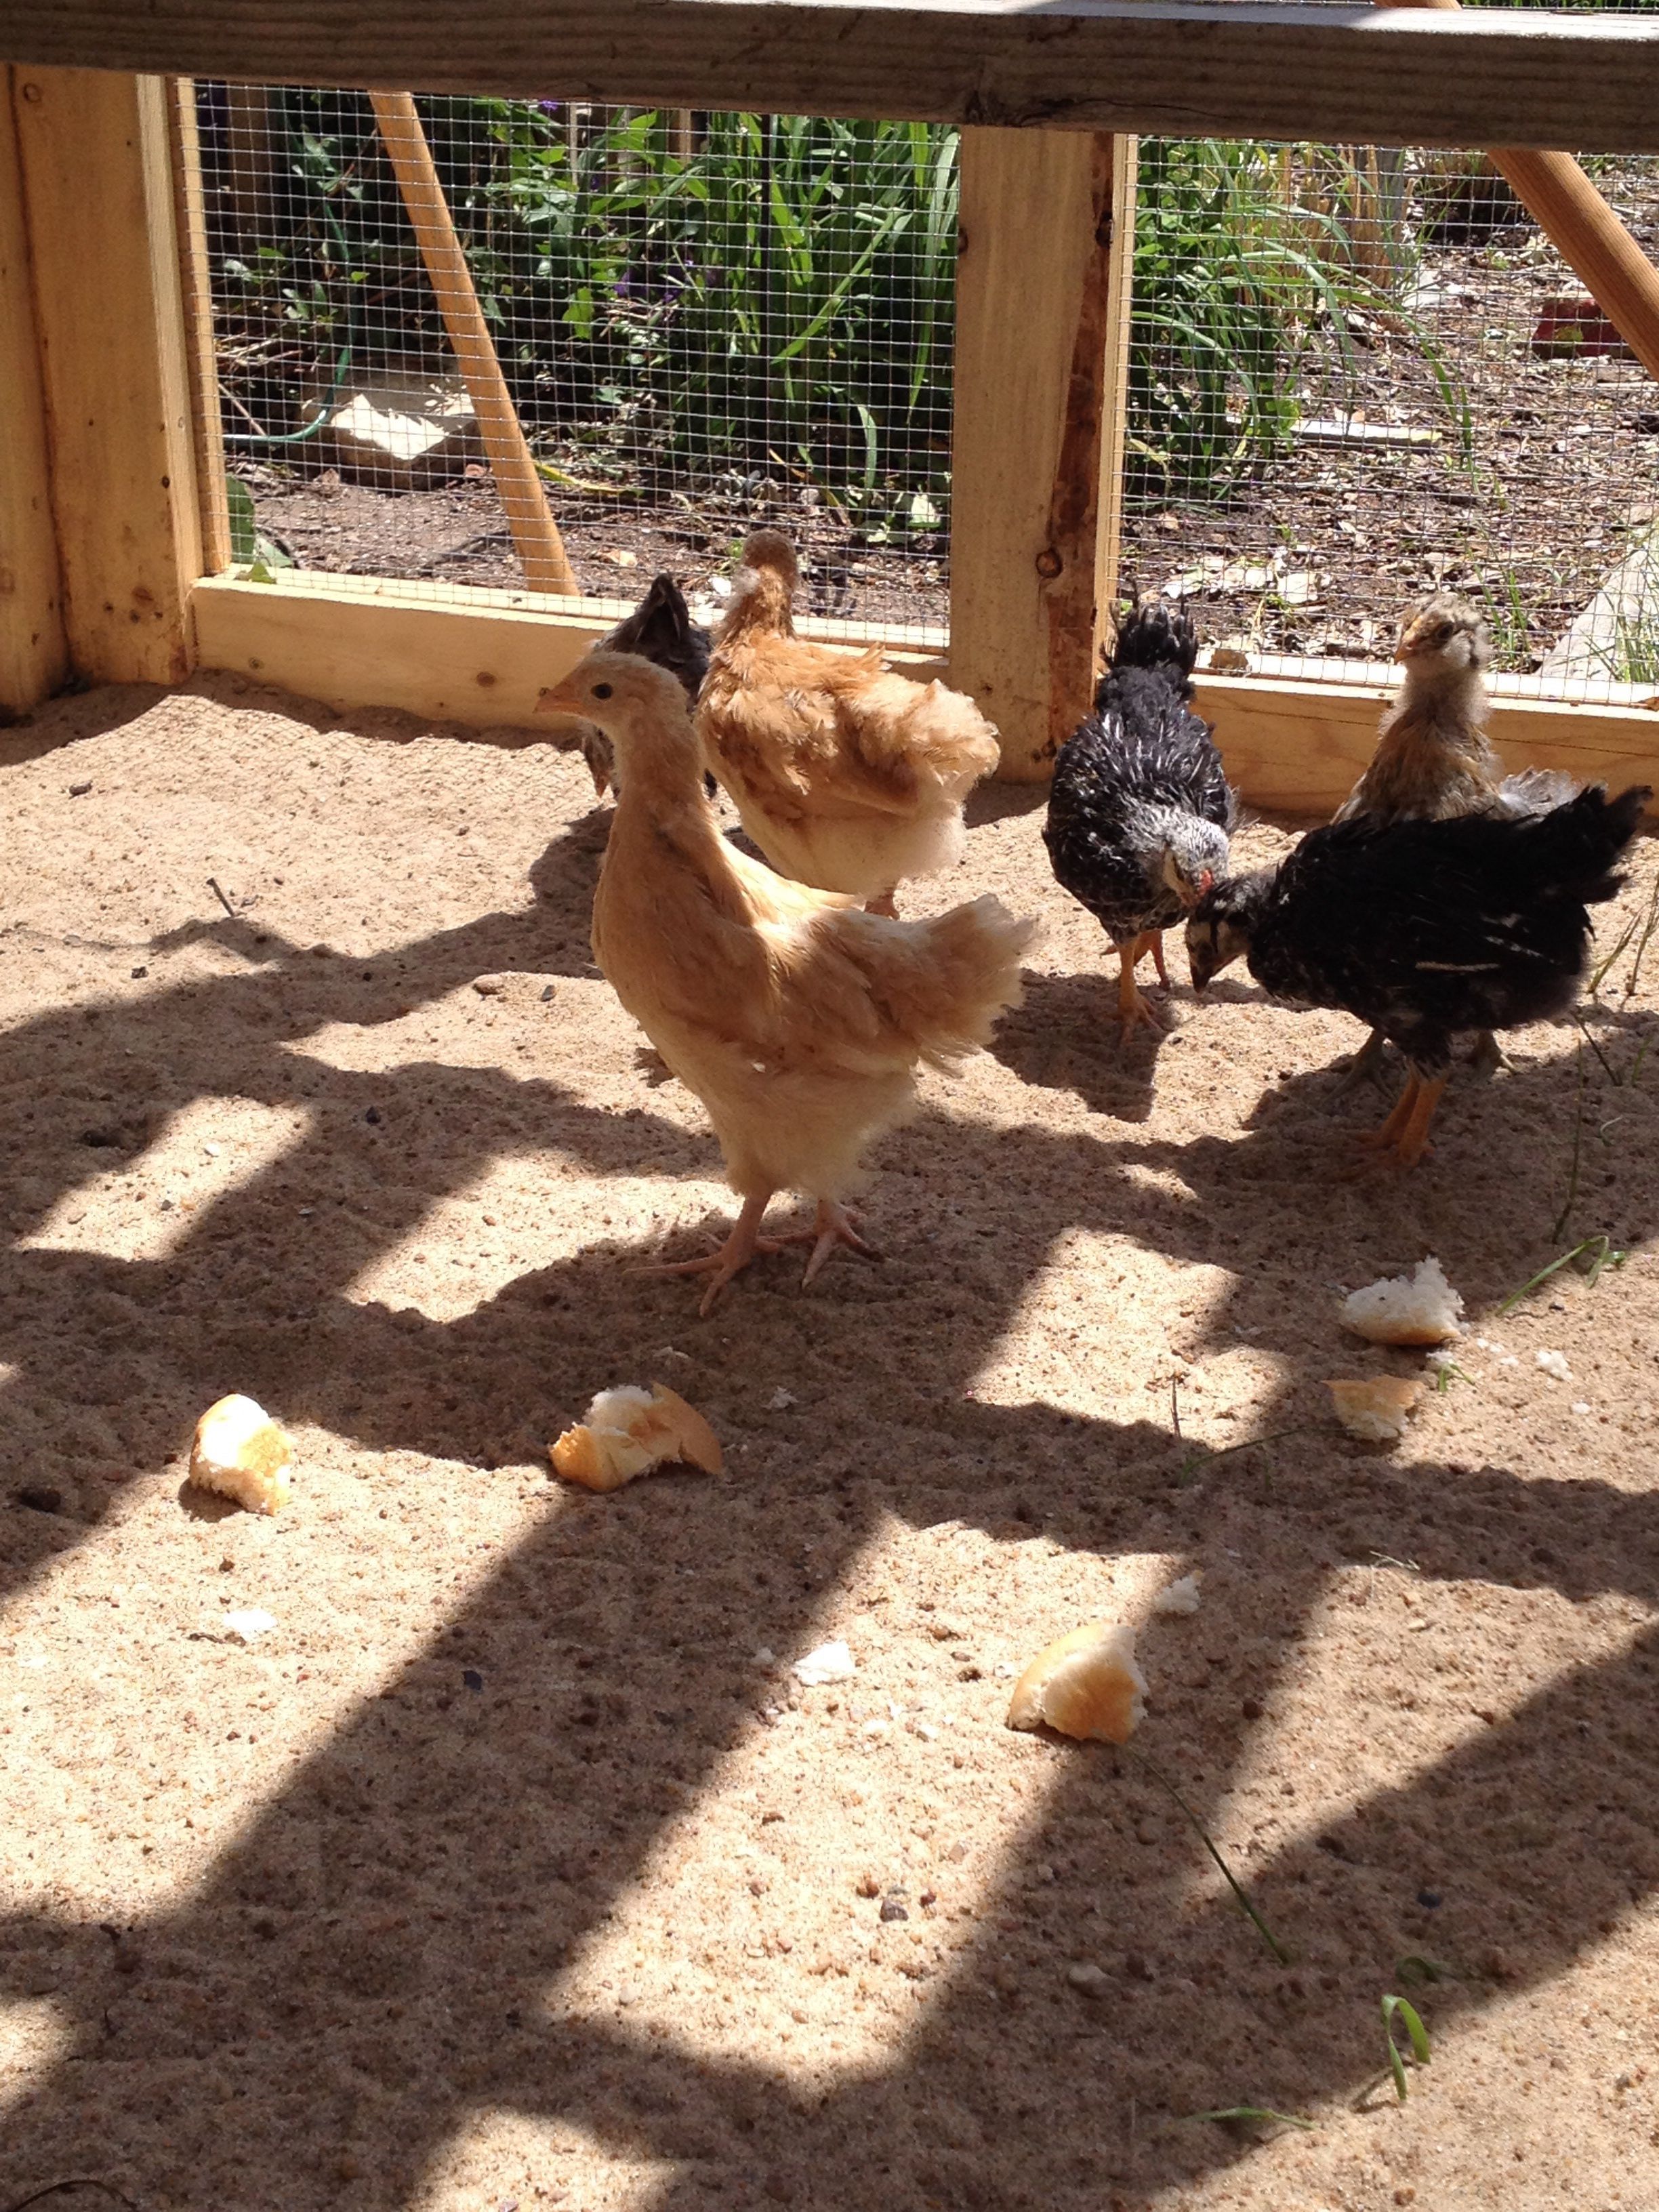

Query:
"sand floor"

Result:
[[1, 674, 1657, 2212]]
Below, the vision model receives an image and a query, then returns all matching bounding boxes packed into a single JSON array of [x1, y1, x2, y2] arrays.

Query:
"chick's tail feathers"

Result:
[[825, 895, 1038, 1073], [1101, 600, 1200, 701], [1496, 766, 1579, 818], [1525, 781, 1650, 905]]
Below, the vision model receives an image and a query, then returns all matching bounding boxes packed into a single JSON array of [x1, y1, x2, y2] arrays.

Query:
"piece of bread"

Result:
[[1340, 1256, 1463, 1346], [1006, 1622, 1146, 1744], [188, 1394, 293, 1514], [550, 1382, 723, 1492], [1328, 1376, 1425, 1442]]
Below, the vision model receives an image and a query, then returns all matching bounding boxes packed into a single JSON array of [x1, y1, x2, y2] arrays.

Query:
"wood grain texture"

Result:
[[1197, 671, 1659, 820], [5, 4, 1659, 152], [192, 573, 947, 735], [951, 129, 1126, 782], [15, 69, 201, 684], [169, 79, 232, 577], [0, 68, 67, 717]]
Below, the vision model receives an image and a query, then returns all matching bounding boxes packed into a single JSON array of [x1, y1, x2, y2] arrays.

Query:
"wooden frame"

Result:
[[7, 5, 1659, 152], [1, 33, 1657, 809]]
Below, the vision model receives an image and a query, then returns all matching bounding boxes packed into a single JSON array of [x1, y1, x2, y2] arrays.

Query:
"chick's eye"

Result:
[[592, 681, 613, 700]]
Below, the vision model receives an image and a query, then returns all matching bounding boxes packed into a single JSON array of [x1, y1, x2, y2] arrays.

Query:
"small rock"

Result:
[[855, 1873, 882, 1898], [1067, 1961, 1111, 1997], [131, 966, 148, 980], [794, 1639, 855, 1687], [463, 1668, 484, 1692], [879, 1897, 909, 1923], [1416, 1888, 1442, 1908], [540, 983, 556, 1003], [768, 1387, 798, 1412], [472, 975, 508, 996], [222, 1608, 278, 1643], [1535, 1349, 1572, 1382], [365, 1107, 382, 1125], [69, 780, 93, 797], [16, 1485, 64, 1514]]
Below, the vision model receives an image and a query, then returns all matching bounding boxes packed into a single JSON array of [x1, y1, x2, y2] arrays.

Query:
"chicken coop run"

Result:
[[5, 3, 1659, 813]]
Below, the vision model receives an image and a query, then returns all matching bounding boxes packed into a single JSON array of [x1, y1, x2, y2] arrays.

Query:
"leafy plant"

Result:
[[1381, 1992, 1431, 2102]]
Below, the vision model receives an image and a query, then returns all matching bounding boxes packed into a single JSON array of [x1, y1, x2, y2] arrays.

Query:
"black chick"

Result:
[[580, 575, 712, 799], [1186, 783, 1649, 1167], [1043, 601, 1237, 1037]]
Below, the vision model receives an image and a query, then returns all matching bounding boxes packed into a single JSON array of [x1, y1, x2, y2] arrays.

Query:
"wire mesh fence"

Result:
[[193, 83, 1659, 695]]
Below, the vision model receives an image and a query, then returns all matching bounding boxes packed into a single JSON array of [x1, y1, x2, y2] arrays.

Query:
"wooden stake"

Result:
[[368, 89, 579, 594], [950, 130, 1136, 781], [1386, 0, 1659, 384], [0, 66, 67, 715]]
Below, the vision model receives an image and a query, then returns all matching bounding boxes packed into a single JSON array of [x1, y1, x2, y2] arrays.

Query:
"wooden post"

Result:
[[0, 66, 67, 716], [169, 79, 232, 577], [1386, 0, 1659, 384], [950, 131, 1137, 781], [368, 90, 580, 596], [12, 68, 201, 685]]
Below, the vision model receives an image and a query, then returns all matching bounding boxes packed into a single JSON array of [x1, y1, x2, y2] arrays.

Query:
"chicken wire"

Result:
[[194, 87, 956, 643], [192, 85, 1659, 697]]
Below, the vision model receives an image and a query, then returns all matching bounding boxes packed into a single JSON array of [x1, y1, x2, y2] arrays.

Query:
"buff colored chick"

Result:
[[541, 648, 1036, 1313], [697, 529, 1000, 913]]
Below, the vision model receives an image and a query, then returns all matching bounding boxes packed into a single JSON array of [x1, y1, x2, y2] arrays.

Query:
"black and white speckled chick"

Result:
[[1043, 602, 1237, 1035], [1186, 782, 1649, 1166], [579, 575, 712, 799]]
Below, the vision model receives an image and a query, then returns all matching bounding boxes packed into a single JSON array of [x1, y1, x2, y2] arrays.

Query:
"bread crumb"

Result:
[[1536, 1349, 1572, 1382], [550, 1382, 722, 1491], [1340, 1256, 1463, 1346], [1006, 1622, 1146, 1744], [1328, 1376, 1426, 1442], [188, 1395, 293, 1515], [1151, 1573, 1202, 1616]]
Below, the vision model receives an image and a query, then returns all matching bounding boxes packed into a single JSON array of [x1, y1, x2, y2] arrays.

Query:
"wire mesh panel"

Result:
[[195, 87, 956, 638], [192, 85, 1659, 696], [1115, 141, 1659, 700]]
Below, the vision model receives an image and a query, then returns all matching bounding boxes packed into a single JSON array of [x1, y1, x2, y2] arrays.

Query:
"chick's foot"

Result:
[[793, 1199, 883, 1288], [1330, 1026, 1395, 1101], [1115, 938, 1165, 1039], [634, 1193, 784, 1315]]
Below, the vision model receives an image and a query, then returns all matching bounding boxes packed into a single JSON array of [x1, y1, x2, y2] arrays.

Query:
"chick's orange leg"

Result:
[[1146, 931, 1170, 988], [1115, 939, 1163, 1038], [1349, 1071, 1448, 1171], [865, 890, 900, 919]]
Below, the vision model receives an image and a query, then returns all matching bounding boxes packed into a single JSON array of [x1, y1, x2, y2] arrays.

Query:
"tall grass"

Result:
[[203, 91, 1456, 529]]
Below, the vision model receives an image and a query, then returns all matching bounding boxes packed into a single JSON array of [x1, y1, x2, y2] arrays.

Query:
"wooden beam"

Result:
[[168, 79, 232, 577], [192, 577, 1659, 825], [3, 4, 1659, 154], [951, 129, 1130, 781], [1197, 670, 1659, 819], [0, 67, 66, 718], [191, 572, 947, 735], [13, 69, 201, 684]]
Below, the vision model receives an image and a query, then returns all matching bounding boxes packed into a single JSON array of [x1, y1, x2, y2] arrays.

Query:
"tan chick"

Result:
[[541, 648, 1037, 1314], [697, 529, 1000, 914], [1336, 593, 1500, 826]]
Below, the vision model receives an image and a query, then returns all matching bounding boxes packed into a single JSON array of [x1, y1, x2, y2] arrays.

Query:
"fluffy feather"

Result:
[[578, 575, 711, 798], [543, 647, 1036, 1307], [1043, 600, 1237, 1033], [1336, 593, 1501, 825], [1187, 784, 1649, 1164], [697, 530, 999, 904]]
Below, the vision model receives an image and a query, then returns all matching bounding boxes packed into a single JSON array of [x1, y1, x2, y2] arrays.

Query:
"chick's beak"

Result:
[[536, 673, 590, 717], [1187, 928, 1217, 994]]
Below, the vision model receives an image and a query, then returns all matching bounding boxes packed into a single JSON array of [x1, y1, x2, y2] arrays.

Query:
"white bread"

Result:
[[1340, 1256, 1463, 1346], [188, 1394, 293, 1514], [550, 1382, 722, 1492], [1328, 1376, 1425, 1442], [1006, 1622, 1146, 1744]]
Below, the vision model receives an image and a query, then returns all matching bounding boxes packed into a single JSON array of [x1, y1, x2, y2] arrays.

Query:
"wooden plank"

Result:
[[0, 66, 67, 717], [168, 79, 232, 577], [1197, 670, 1659, 819], [191, 572, 948, 735], [5, 4, 1659, 154], [193, 577, 1659, 826], [950, 128, 1128, 781], [14, 69, 201, 684]]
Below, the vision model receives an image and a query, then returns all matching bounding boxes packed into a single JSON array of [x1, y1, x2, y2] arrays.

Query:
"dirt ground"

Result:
[[2, 674, 1658, 2212]]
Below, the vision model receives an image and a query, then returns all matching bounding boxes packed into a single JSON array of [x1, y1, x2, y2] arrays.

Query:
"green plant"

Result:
[[1381, 1993, 1431, 2102], [1187, 2105, 1315, 2133], [1124, 1748, 1291, 1963]]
